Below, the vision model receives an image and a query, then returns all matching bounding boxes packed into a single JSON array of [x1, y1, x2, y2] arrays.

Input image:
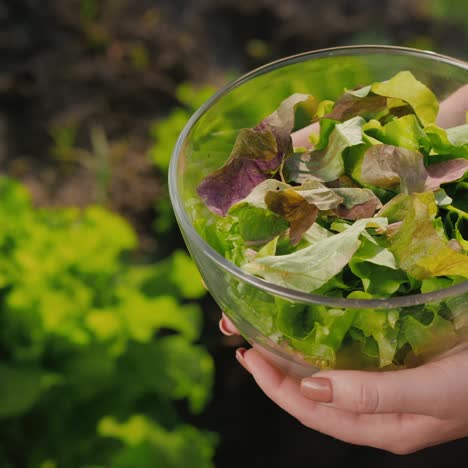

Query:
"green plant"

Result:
[[0, 177, 216, 468]]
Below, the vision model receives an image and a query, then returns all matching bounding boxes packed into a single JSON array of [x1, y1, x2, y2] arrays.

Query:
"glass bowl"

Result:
[[169, 45, 468, 378]]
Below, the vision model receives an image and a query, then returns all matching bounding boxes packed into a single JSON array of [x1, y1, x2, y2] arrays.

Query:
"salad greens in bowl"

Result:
[[169, 46, 468, 377]]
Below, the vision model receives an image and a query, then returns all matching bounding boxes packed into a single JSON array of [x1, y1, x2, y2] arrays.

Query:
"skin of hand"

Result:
[[220, 314, 468, 454], [215, 85, 468, 453]]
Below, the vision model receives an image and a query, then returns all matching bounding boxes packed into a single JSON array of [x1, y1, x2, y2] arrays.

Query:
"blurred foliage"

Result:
[[432, 0, 468, 33], [0, 178, 215, 468], [149, 84, 216, 234]]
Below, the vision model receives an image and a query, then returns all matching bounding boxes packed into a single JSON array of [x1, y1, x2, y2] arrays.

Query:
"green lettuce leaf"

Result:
[[401, 307, 458, 357], [348, 291, 400, 367], [302, 223, 333, 244], [243, 217, 387, 293], [425, 123, 468, 158], [276, 301, 356, 368], [349, 237, 409, 297], [389, 192, 468, 279], [443, 206, 468, 251], [229, 205, 289, 246], [371, 71, 439, 126], [286, 116, 365, 183], [379, 114, 430, 152]]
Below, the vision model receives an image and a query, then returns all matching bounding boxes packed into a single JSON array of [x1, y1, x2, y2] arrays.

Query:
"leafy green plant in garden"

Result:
[[0, 177, 216, 468]]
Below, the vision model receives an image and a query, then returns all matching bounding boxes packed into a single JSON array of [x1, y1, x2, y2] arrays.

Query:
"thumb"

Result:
[[300, 355, 467, 417]]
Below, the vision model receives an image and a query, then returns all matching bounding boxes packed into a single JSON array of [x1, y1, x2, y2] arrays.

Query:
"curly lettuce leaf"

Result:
[[202, 216, 246, 266], [348, 291, 400, 367], [276, 301, 356, 368], [197, 94, 316, 215], [443, 206, 468, 251], [379, 114, 430, 152], [401, 307, 458, 357], [371, 71, 439, 126], [389, 192, 468, 279], [425, 123, 468, 158], [243, 217, 388, 293], [349, 237, 409, 297]]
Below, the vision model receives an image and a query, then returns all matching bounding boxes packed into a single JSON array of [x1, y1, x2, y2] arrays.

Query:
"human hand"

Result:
[[220, 314, 468, 454]]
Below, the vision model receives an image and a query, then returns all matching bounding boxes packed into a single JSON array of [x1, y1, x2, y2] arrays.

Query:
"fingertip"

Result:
[[220, 313, 239, 335], [219, 317, 234, 336], [300, 377, 333, 403], [235, 347, 251, 373], [242, 348, 285, 388]]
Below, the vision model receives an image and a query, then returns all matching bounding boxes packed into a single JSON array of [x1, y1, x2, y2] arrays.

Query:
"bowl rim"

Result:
[[169, 45, 468, 309]]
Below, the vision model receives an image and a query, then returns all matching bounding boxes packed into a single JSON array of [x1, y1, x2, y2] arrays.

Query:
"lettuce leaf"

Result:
[[443, 206, 468, 251], [242, 217, 388, 293], [349, 237, 409, 297], [276, 302, 356, 368], [348, 291, 400, 367], [401, 307, 458, 357], [360, 144, 428, 193], [359, 144, 468, 193], [264, 189, 318, 246], [230, 179, 381, 245], [371, 71, 439, 126], [389, 192, 468, 279], [286, 116, 365, 183], [379, 114, 430, 152], [325, 91, 387, 122], [332, 187, 382, 219], [425, 159, 468, 190], [425, 123, 468, 158], [232, 205, 289, 245], [197, 94, 316, 215]]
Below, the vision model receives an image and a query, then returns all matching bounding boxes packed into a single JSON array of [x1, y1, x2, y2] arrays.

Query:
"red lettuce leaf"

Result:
[[197, 94, 316, 215]]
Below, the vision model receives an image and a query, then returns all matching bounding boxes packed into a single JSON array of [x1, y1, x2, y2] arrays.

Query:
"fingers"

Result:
[[437, 84, 468, 128], [301, 351, 468, 418], [219, 313, 239, 336], [242, 348, 445, 453]]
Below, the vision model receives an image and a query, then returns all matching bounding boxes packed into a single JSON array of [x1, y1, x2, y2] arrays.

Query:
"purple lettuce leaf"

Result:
[[197, 94, 316, 215]]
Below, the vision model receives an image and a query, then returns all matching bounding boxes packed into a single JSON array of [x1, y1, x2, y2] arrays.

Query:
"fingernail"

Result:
[[219, 318, 234, 336], [300, 377, 332, 403], [235, 348, 250, 373]]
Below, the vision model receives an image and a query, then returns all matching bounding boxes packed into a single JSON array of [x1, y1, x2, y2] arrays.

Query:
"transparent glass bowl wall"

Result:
[[169, 46, 468, 377]]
